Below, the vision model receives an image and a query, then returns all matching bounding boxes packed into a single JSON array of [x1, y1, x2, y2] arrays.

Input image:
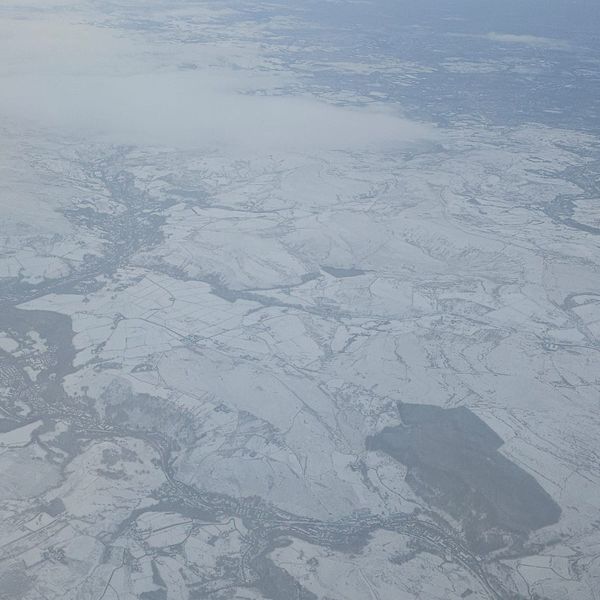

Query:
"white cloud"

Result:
[[0, 13, 435, 152], [485, 32, 569, 49], [0, 71, 435, 151]]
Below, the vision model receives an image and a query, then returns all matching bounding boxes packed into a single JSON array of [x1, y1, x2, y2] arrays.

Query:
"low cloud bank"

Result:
[[0, 14, 435, 152], [485, 32, 568, 49]]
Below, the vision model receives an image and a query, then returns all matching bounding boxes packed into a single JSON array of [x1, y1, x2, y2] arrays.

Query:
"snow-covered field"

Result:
[[1, 1, 599, 598]]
